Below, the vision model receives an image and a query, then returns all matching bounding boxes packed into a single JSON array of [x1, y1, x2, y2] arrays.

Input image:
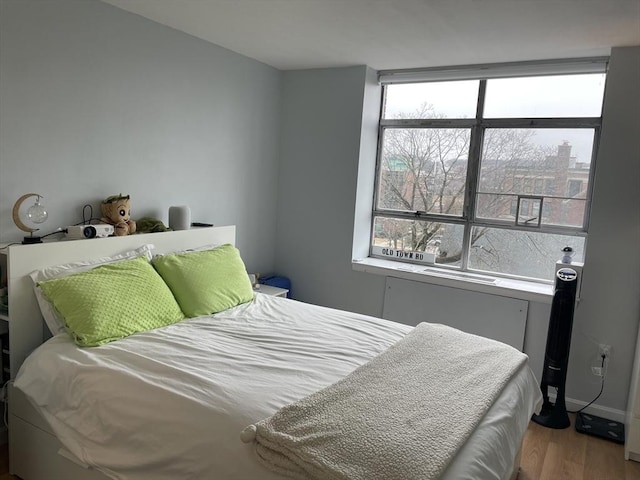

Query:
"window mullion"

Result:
[[480, 117, 601, 128], [381, 118, 477, 128], [460, 80, 486, 270], [374, 210, 467, 224]]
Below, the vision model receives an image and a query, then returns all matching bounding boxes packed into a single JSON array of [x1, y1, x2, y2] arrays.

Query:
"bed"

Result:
[[7, 226, 542, 480]]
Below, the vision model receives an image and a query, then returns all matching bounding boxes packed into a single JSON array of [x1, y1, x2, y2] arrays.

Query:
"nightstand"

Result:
[[255, 285, 289, 298]]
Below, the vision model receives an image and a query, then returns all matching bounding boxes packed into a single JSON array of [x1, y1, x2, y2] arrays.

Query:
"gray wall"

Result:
[[0, 0, 282, 273], [277, 47, 640, 414], [276, 66, 386, 316], [566, 47, 640, 411]]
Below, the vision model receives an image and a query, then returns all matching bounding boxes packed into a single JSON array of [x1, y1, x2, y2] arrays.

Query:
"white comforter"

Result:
[[245, 323, 528, 480], [15, 294, 541, 480]]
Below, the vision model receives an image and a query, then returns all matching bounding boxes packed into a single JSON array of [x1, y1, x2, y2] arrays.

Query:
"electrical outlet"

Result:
[[591, 366, 603, 377], [599, 344, 612, 358]]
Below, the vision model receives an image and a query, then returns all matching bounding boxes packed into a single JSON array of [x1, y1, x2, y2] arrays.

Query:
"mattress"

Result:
[[14, 293, 541, 480]]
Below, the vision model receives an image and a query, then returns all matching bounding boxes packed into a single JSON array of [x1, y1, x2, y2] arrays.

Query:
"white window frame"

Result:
[[367, 58, 607, 290]]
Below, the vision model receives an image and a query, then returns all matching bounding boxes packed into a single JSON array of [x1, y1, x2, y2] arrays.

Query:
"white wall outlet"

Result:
[[599, 344, 612, 358]]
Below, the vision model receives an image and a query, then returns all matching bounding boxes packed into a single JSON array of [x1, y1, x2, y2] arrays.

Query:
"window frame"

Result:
[[370, 62, 605, 281]]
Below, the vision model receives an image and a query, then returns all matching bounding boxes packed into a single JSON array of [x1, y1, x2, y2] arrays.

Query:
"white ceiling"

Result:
[[101, 0, 640, 71]]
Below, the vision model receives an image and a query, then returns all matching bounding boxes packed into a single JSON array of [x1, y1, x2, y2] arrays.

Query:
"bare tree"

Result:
[[375, 103, 577, 275]]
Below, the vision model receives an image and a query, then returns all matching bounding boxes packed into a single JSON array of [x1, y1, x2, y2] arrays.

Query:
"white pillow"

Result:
[[152, 243, 221, 258], [30, 244, 155, 335]]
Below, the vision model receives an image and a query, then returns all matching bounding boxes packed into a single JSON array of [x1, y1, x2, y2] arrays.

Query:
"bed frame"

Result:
[[6, 225, 524, 480], [7, 226, 236, 480]]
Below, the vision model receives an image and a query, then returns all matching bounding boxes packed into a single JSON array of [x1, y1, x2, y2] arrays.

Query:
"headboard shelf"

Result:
[[5, 226, 236, 378]]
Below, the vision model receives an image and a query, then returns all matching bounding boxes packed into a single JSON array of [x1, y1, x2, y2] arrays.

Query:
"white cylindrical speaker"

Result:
[[168, 205, 191, 231]]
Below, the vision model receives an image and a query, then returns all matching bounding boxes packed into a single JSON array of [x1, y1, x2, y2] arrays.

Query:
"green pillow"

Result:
[[152, 244, 254, 317], [38, 256, 185, 347]]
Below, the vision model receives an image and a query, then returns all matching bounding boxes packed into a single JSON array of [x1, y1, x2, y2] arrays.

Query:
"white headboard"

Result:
[[6, 226, 236, 378]]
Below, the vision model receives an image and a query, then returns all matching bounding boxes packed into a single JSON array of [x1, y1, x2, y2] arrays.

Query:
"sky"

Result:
[[384, 74, 606, 163]]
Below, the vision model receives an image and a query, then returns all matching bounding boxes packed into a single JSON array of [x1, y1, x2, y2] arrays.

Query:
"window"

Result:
[[567, 180, 583, 198], [372, 60, 606, 282]]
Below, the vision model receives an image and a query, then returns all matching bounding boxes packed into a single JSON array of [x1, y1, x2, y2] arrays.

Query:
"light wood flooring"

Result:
[[0, 414, 637, 479], [519, 414, 640, 480]]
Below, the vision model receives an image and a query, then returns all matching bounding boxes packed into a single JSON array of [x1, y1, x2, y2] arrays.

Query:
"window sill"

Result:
[[352, 257, 553, 304]]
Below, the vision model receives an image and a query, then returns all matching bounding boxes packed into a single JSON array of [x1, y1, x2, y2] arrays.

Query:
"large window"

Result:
[[372, 60, 606, 282]]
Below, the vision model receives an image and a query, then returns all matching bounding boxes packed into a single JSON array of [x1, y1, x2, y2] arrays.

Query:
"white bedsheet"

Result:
[[15, 294, 541, 480]]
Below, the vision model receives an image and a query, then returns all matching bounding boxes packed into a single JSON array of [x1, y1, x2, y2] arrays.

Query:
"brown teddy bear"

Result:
[[100, 194, 137, 236]]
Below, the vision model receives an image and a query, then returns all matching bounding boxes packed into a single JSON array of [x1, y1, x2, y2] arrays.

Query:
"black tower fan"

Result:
[[532, 247, 582, 429]]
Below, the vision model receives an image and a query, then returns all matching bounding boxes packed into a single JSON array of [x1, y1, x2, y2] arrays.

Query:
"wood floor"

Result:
[[519, 414, 640, 480], [0, 414, 637, 479]]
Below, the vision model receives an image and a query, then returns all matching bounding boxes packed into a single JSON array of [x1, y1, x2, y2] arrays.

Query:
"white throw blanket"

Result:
[[241, 322, 528, 480]]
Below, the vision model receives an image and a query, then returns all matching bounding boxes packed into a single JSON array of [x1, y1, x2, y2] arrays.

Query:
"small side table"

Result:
[[256, 285, 289, 298]]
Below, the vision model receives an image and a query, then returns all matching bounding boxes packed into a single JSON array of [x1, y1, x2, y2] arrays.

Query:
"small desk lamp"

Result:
[[12, 193, 49, 244]]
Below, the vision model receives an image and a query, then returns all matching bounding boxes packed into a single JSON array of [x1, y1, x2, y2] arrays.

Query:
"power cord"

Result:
[[1, 380, 13, 429], [26, 204, 103, 240], [81, 204, 105, 225], [4, 204, 103, 245], [40, 228, 67, 239], [568, 353, 606, 415]]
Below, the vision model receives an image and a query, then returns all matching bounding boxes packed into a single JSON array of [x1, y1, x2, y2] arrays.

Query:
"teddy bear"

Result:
[[100, 194, 137, 236]]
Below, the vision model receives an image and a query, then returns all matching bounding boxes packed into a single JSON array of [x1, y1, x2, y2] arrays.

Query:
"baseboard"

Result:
[[548, 392, 626, 423], [627, 450, 640, 462]]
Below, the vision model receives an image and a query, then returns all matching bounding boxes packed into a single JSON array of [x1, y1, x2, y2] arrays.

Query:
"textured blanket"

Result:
[[241, 322, 528, 480]]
